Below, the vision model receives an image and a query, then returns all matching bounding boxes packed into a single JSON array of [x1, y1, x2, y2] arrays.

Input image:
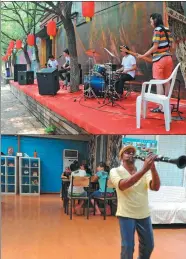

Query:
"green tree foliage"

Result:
[[1, 1, 44, 67]]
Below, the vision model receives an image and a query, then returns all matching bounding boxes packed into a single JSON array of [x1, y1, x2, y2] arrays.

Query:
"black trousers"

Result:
[[58, 68, 70, 83], [116, 74, 134, 95]]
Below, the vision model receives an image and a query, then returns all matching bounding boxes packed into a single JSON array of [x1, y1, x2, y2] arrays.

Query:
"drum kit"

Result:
[[83, 48, 123, 107]]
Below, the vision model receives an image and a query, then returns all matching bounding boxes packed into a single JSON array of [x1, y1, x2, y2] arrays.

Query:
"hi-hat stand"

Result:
[[74, 56, 99, 103], [83, 57, 99, 102], [99, 49, 125, 109]]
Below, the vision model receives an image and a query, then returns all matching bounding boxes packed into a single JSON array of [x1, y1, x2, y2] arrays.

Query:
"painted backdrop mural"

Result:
[[56, 1, 185, 97]]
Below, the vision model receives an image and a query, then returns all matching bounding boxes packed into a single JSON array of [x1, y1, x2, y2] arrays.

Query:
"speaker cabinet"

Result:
[[18, 71, 34, 85], [36, 68, 60, 95], [14, 64, 27, 82]]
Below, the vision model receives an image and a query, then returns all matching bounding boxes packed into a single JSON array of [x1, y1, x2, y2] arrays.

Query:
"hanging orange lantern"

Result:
[[47, 20, 57, 40], [27, 34, 35, 46], [9, 40, 15, 49], [16, 39, 22, 49], [82, 2, 95, 22]]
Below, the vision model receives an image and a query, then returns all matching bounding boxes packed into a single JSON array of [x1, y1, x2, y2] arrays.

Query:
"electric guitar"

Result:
[[120, 46, 152, 63]]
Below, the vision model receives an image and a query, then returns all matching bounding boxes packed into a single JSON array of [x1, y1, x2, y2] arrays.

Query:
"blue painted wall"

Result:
[[1, 135, 18, 156], [1, 135, 89, 193]]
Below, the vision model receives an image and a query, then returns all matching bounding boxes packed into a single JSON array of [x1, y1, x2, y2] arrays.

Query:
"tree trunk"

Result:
[[23, 43, 31, 70], [62, 17, 80, 92], [34, 43, 40, 70], [11, 52, 17, 77], [88, 136, 96, 172], [167, 2, 186, 83], [107, 135, 123, 168]]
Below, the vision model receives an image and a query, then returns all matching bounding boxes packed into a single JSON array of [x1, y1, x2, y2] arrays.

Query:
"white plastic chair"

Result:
[[136, 63, 181, 131]]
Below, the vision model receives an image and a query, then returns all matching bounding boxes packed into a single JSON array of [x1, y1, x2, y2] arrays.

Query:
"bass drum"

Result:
[[84, 75, 106, 97]]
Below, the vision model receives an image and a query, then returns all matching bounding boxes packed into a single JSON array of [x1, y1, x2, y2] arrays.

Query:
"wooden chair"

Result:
[[93, 177, 117, 220], [67, 176, 91, 220]]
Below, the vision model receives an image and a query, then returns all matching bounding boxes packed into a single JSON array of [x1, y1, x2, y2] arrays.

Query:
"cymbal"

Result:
[[85, 49, 100, 57]]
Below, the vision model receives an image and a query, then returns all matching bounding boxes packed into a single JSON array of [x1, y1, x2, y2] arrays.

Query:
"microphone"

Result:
[[58, 54, 63, 58]]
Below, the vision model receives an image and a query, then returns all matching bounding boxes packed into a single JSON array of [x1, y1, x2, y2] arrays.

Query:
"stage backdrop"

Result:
[[1, 135, 89, 193], [55, 1, 185, 97]]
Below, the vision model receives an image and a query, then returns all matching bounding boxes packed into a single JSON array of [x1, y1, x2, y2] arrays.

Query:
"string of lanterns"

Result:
[[2, 2, 95, 62]]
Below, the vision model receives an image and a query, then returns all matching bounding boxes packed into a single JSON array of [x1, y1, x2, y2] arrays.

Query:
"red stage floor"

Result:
[[10, 80, 186, 134]]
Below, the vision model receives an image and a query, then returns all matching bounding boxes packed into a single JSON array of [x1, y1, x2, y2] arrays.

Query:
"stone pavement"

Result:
[[1, 84, 46, 134]]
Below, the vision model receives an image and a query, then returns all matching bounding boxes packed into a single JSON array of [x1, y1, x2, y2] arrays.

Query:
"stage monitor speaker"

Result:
[[14, 64, 27, 82], [18, 71, 34, 85], [36, 68, 60, 95]]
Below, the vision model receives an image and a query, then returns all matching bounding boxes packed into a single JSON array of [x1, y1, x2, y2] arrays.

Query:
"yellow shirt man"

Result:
[[110, 165, 152, 219]]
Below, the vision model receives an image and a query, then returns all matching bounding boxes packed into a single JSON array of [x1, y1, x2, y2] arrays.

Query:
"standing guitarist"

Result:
[[116, 45, 137, 96]]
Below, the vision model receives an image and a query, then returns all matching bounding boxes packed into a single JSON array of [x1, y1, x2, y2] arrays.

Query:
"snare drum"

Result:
[[93, 64, 106, 76], [84, 75, 105, 97]]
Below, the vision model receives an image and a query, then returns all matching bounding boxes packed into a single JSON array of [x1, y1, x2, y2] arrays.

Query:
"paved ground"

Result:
[[1, 83, 46, 134]]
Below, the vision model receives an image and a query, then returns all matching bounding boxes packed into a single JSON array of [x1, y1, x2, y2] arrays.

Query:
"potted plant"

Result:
[[44, 125, 57, 135]]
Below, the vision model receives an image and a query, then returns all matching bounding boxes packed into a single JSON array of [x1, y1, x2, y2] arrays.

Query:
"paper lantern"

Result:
[[9, 40, 15, 49], [6, 49, 12, 56], [16, 40, 22, 49], [82, 2, 95, 22], [1, 56, 7, 61], [27, 34, 35, 46], [47, 20, 57, 40]]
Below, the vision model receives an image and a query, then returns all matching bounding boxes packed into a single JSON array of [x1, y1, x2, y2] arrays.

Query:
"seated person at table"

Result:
[[68, 161, 87, 213], [61, 167, 71, 178], [80, 162, 92, 176], [90, 162, 115, 215]]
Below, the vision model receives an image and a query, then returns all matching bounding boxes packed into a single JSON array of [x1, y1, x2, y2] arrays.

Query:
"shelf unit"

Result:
[[1, 156, 17, 194], [19, 157, 40, 195]]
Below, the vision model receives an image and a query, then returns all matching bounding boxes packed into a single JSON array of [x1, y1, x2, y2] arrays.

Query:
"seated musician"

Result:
[[59, 48, 70, 86], [47, 55, 58, 69], [116, 45, 137, 96]]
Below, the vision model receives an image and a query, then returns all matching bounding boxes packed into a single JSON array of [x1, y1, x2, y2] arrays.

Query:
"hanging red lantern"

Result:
[[16, 39, 22, 49], [82, 2, 95, 22], [2, 55, 8, 61], [6, 49, 12, 56], [27, 34, 35, 46], [9, 40, 15, 49], [47, 20, 57, 40]]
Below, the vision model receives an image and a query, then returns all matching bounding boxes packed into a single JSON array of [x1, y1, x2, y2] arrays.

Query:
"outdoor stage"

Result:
[[9, 80, 186, 134]]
